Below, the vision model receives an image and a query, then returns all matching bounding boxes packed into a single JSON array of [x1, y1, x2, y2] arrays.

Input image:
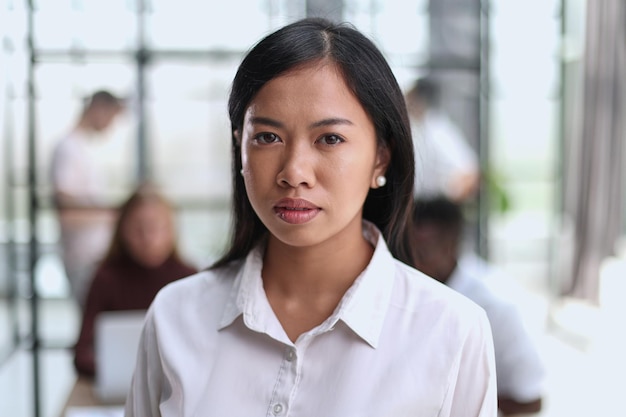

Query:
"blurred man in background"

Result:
[[51, 90, 124, 308], [411, 197, 546, 416], [406, 77, 480, 202]]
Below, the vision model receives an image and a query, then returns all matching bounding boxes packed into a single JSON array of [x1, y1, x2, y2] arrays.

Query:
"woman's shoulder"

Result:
[[146, 260, 244, 333]]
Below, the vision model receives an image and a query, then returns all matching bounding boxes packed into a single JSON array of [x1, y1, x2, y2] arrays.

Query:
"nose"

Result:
[[276, 142, 315, 188]]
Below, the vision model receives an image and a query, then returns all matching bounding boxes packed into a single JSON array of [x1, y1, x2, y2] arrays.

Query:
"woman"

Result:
[[73, 184, 197, 377], [126, 18, 496, 416]]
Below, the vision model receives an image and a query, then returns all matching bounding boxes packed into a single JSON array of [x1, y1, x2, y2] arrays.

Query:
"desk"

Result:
[[62, 377, 100, 409], [59, 377, 124, 417]]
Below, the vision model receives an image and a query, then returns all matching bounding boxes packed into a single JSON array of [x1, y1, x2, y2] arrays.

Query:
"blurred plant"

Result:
[[484, 166, 511, 214]]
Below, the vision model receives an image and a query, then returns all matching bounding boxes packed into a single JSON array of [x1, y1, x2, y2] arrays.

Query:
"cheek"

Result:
[[124, 234, 144, 257], [239, 174, 263, 220], [240, 144, 250, 169], [244, 155, 271, 177], [241, 144, 259, 182], [241, 146, 278, 191], [328, 153, 376, 192], [146, 229, 172, 248]]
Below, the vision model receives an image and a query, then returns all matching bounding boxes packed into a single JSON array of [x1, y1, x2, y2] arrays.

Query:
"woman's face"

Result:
[[122, 201, 175, 268], [239, 61, 388, 249]]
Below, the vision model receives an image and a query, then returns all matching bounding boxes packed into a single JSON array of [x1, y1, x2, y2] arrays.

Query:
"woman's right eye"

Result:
[[254, 132, 280, 144]]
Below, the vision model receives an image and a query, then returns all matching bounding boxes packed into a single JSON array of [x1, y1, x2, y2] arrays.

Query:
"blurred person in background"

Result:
[[73, 183, 197, 377], [406, 77, 480, 202], [51, 90, 125, 308], [411, 197, 545, 416]]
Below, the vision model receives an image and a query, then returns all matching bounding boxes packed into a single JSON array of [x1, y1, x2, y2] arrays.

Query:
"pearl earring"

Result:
[[240, 169, 244, 176], [376, 175, 386, 187]]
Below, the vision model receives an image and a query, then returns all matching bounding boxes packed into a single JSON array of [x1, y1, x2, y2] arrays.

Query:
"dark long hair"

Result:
[[211, 17, 415, 269]]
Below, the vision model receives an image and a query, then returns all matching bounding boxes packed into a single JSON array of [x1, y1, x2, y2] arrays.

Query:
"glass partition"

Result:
[[0, 1, 21, 366]]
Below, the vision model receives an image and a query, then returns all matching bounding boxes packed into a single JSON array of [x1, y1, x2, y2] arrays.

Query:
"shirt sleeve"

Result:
[[428, 114, 478, 176], [51, 138, 103, 206], [491, 302, 546, 402], [442, 309, 498, 417], [124, 306, 167, 417], [52, 140, 82, 196], [413, 112, 479, 199]]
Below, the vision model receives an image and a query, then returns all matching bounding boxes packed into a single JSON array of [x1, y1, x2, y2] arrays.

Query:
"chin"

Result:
[[269, 226, 339, 250], [136, 257, 168, 268]]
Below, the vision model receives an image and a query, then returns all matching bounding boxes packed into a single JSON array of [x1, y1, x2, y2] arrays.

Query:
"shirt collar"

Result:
[[334, 222, 396, 348], [219, 221, 397, 349], [219, 245, 275, 333]]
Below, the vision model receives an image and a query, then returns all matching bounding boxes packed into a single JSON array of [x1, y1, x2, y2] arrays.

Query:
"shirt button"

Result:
[[273, 403, 284, 415], [286, 349, 296, 362]]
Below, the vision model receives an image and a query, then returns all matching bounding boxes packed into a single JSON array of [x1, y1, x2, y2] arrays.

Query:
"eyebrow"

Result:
[[249, 116, 283, 128], [309, 118, 354, 129], [249, 116, 354, 129]]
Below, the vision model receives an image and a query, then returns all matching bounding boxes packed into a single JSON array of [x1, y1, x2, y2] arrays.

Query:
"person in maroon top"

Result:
[[73, 183, 197, 377]]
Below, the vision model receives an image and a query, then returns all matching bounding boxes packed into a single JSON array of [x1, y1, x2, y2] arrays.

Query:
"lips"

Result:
[[274, 198, 321, 224]]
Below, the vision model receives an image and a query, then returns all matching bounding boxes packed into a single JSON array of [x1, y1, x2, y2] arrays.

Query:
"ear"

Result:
[[371, 142, 391, 188], [233, 129, 242, 146]]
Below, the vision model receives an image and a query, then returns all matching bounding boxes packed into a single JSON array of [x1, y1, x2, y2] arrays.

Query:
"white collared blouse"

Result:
[[125, 222, 497, 417]]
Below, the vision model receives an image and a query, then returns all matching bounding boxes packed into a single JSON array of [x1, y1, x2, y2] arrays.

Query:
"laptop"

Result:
[[93, 310, 147, 404]]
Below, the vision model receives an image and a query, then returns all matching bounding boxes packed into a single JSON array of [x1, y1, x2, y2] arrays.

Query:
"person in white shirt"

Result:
[[51, 90, 124, 308], [125, 18, 497, 417], [406, 77, 480, 202], [411, 197, 546, 416]]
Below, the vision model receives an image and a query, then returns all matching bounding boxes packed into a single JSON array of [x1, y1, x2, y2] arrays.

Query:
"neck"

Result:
[[262, 227, 373, 300], [261, 225, 374, 342]]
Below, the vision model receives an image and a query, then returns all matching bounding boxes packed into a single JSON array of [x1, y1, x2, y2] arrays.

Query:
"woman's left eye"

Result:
[[317, 134, 344, 145]]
